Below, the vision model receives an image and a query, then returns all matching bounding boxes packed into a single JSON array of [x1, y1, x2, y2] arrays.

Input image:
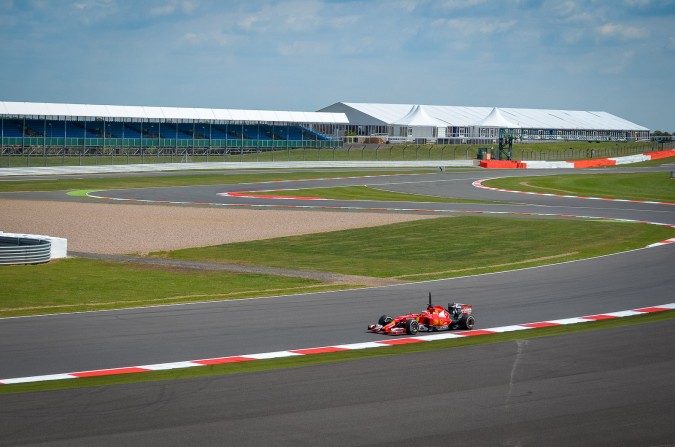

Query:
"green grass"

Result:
[[249, 185, 497, 204], [152, 216, 675, 280], [3, 217, 671, 318], [484, 172, 675, 203], [0, 258, 345, 318], [2, 309, 671, 394], [0, 170, 434, 193]]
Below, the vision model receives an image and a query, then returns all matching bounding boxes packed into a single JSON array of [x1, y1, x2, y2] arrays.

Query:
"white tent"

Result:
[[320, 102, 648, 131], [473, 107, 520, 128], [390, 105, 449, 141], [319, 102, 650, 142], [392, 105, 449, 127]]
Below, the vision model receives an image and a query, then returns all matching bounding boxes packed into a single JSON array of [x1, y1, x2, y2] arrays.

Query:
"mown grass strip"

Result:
[[0, 258, 349, 318], [483, 172, 675, 203], [153, 216, 675, 279], [2, 310, 671, 395], [247, 185, 498, 204], [0, 170, 433, 193]]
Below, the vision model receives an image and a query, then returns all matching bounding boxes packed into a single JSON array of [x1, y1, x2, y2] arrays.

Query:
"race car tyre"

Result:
[[405, 318, 419, 335], [459, 315, 475, 330], [378, 315, 393, 325]]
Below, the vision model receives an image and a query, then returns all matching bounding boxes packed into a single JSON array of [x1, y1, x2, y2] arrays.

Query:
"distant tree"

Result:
[[652, 130, 672, 136]]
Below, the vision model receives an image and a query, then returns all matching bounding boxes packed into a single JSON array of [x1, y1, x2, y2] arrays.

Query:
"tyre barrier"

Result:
[[0, 233, 67, 265]]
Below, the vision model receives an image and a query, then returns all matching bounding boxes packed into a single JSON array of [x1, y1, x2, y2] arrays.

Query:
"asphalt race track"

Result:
[[1, 166, 674, 446], [2, 321, 673, 447]]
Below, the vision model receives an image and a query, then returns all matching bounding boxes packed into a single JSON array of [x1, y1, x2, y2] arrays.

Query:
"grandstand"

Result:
[[0, 102, 347, 156]]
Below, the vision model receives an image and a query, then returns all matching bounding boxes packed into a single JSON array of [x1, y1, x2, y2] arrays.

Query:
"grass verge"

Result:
[[243, 185, 499, 204], [483, 172, 675, 203], [0, 258, 349, 318], [152, 216, 675, 279], [0, 170, 434, 193], [2, 309, 671, 394]]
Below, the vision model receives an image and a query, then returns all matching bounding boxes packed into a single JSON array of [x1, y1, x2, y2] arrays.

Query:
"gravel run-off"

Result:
[[2, 199, 439, 255]]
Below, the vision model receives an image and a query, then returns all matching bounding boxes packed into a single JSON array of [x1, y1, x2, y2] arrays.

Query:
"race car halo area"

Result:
[[1, 161, 674, 446]]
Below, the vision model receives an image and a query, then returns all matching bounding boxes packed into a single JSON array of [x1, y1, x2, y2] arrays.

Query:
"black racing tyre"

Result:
[[378, 315, 393, 325], [405, 318, 419, 335], [459, 315, 475, 330]]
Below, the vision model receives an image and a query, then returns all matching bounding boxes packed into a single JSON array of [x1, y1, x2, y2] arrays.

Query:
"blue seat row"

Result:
[[1, 120, 330, 141]]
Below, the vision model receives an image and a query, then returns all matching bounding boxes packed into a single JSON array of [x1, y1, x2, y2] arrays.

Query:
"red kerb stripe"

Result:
[[291, 347, 350, 354], [634, 307, 670, 313], [582, 315, 618, 321], [193, 356, 257, 365], [457, 330, 496, 336], [378, 338, 425, 345], [71, 367, 150, 378], [521, 322, 561, 328]]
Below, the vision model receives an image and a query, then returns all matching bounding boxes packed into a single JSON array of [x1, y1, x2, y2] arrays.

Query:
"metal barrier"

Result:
[[0, 235, 52, 265]]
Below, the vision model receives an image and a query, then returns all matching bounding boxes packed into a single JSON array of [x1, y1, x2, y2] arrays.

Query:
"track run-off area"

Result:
[[1, 158, 674, 446]]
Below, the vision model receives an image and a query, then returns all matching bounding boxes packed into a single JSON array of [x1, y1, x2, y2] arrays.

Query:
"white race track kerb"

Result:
[[1, 303, 673, 385]]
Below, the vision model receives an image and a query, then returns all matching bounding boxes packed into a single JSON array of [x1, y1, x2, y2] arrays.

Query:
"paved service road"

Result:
[[1, 167, 674, 446]]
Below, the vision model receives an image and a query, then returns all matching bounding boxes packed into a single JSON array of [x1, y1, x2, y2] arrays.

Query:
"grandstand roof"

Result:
[[0, 101, 348, 124], [318, 102, 649, 131]]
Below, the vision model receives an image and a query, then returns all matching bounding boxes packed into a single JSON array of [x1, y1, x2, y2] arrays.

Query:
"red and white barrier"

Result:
[[479, 149, 675, 169]]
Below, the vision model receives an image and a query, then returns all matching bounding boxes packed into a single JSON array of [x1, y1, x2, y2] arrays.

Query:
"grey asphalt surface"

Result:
[[1, 166, 674, 445], [1, 321, 673, 446], [83, 168, 675, 225], [0, 245, 672, 379]]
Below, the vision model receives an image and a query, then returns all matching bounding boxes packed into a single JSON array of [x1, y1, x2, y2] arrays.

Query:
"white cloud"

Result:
[[598, 23, 648, 40], [439, 0, 486, 9], [236, 0, 327, 33], [604, 49, 637, 74], [667, 35, 675, 51], [149, 0, 198, 16], [181, 30, 237, 47], [623, 0, 652, 7], [432, 17, 516, 36], [277, 40, 327, 57], [238, 14, 262, 30], [69, 0, 117, 25]]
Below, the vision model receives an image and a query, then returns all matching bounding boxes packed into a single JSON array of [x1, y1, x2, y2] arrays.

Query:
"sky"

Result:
[[1, 0, 673, 131]]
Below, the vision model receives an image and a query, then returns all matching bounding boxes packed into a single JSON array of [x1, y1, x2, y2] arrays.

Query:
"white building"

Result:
[[317, 102, 650, 143]]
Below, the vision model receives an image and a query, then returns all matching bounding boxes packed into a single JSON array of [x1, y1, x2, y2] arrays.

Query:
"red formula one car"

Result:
[[368, 294, 475, 336]]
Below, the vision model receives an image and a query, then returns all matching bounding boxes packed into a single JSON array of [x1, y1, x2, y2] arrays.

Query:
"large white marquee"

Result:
[[318, 102, 648, 131]]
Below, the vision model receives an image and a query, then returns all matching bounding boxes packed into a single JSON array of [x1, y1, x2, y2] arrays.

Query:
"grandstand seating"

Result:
[[1, 119, 333, 142], [1, 120, 23, 137], [209, 125, 232, 140], [18, 119, 97, 138]]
